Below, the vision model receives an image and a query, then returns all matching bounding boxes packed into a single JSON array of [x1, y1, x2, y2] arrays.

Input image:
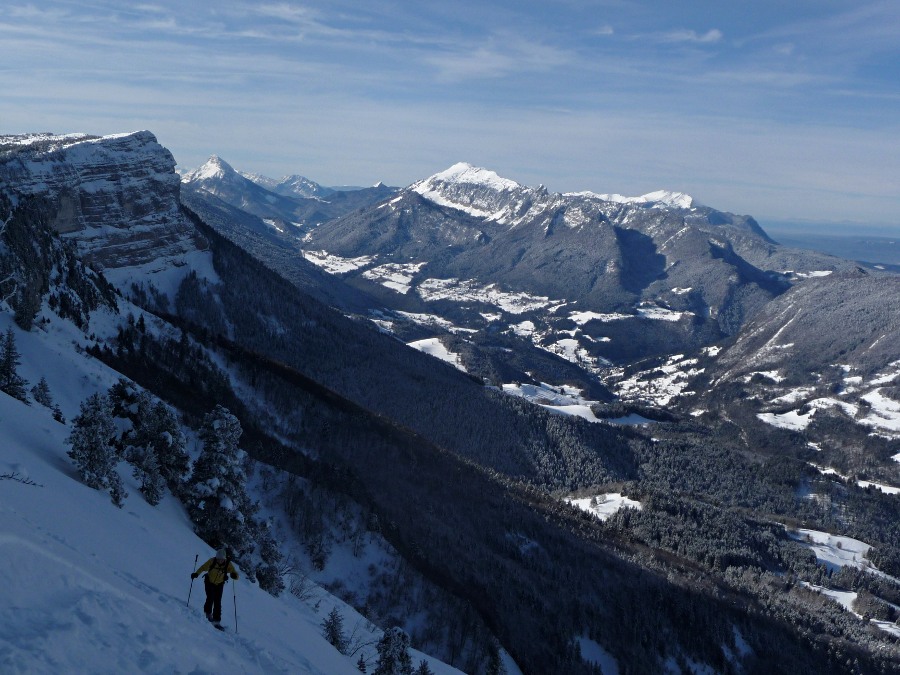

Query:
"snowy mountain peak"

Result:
[[640, 190, 694, 209], [183, 155, 236, 183], [420, 162, 524, 193], [409, 163, 533, 222]]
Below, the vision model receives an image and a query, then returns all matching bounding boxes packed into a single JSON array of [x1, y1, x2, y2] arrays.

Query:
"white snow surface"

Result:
[[567, 493, 643, 521], [302, 249, 375, 274], [788, 529, 874, 574], [417, 278, 556, 314], [362, 262, 427, 295], [567, 305, 689, 325], [757, 391, 900, 437], [786, 529, 900, 634], [0, 311, 464, 675], [788, 527, 900, 639], [612, 354, 703, 406], [0, 132, 94, 148], [570, 189, 694, 209], [502, 382, 604, 422], [182, 155, 233, 182], [408, 338, 466, 372], [809, 464, 900, 496]]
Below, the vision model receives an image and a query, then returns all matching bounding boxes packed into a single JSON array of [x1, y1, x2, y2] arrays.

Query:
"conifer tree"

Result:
[[0, 327, 28, 402], [186, 405, 253, 553], [357, 654, 367, 673], [413, 660, 433, 675], [129, 443, 166, 505], [486, 640, 506, 675], [149, 399, 189, 491], [67, 392, 127, 507], [374, 627, 413, 675], [252, 520, 285, 596], [123, 391, 189, 495], [31, 376, 54, 408], [322, 606, 348, 654], [108, 382, 190, 497]]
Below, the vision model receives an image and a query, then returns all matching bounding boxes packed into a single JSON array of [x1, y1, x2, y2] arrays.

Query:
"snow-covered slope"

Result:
[[0, 308, 463, 675]]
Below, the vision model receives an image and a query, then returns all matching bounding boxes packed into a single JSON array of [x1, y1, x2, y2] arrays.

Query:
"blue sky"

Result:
[[1, 1, 898, 232]]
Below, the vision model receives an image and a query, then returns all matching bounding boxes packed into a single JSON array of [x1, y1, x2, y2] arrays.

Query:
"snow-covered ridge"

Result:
[[409, 162, 696, 226], [569, 189, 694, 210], [409, 162, 534, 222], [0, 132, 96, 150]]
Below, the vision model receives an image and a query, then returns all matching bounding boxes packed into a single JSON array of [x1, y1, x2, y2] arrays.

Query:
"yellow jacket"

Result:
[[195, 556, 239, 585]]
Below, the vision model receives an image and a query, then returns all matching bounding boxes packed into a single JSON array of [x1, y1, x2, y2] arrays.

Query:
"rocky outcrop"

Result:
[[0, 131, 200, 268]]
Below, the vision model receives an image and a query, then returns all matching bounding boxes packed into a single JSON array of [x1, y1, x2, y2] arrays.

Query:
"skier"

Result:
[[191, 548, 239, 628]]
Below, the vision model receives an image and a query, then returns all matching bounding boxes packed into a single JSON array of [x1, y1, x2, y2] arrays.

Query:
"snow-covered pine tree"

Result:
[[322, 606, 348, 654], [124, 391, 189, 495], [357, 654, 368, 672], [374, 627, 413, 675], [186, 405, 254, 555], [0, 327, 28, 402], [413, 660, 434, 675], [251, 518, 285, 596], [129, 442, 166, 505], [148, 399, 189, 491], [107, 377, 139, 421], [66, 392, 127, 507], [31, 376, 54, 408]]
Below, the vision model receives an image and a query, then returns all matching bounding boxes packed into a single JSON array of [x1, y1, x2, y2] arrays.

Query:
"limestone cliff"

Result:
[[0, 131, 201, 269]]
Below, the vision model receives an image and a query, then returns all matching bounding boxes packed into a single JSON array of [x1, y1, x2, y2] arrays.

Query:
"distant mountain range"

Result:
[[181, 155, 397, 229], [182, 153, 900, 476]]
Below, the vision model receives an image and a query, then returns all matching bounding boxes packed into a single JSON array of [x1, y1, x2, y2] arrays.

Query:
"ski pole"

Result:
[[232, 577, 238, 634], [186, 554, 198, 607]]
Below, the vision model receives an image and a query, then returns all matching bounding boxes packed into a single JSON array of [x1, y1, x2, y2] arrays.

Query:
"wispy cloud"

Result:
[[657, 28, 723, 44], [425, 36, 572, 81]]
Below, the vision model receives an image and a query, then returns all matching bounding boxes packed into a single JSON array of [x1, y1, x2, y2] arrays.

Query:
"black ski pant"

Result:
[[203, 577, 226, 621]]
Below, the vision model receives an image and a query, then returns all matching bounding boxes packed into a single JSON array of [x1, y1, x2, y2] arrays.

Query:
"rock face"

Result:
[[0, 131, 200, 268]]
